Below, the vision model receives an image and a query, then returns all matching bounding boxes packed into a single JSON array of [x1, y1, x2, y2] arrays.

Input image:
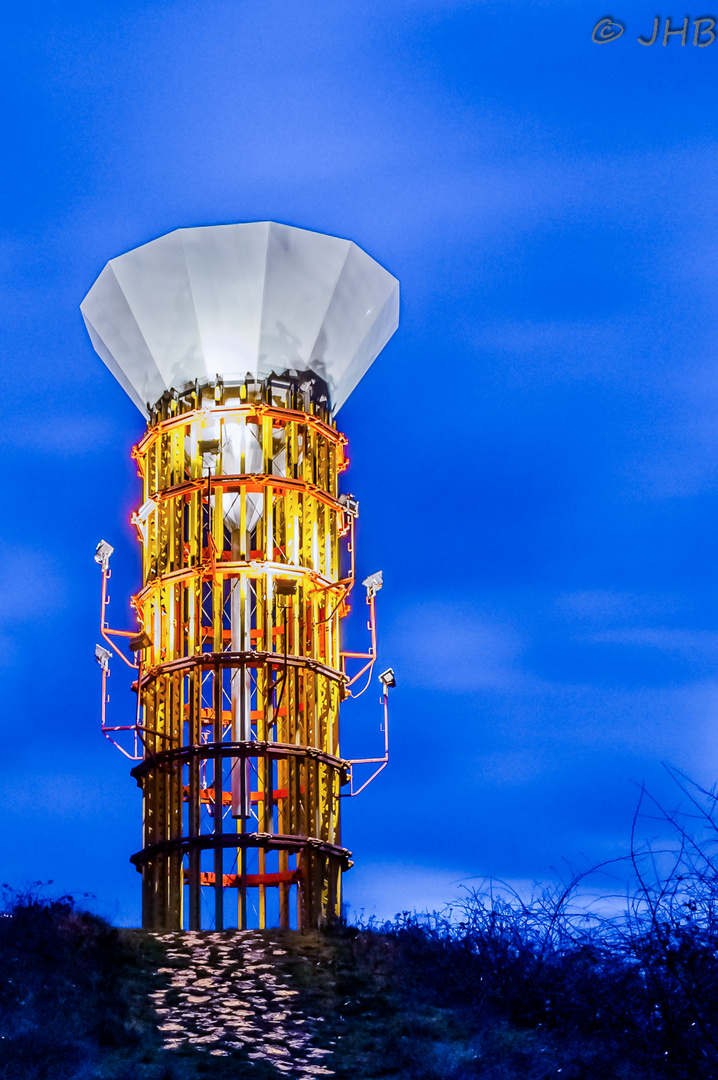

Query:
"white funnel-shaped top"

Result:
[[81, 221, 399, 417]]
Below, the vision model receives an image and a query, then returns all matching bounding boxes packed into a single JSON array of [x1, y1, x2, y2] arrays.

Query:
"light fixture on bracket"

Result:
[[378, 667, 396, 690], [197, 439, 220, 455], [362, 570, 383, 597], [94, 644, 111, 671], [338, 494, 359, 518], [94, 539, 114, 568], [129, 631, 153, 652]]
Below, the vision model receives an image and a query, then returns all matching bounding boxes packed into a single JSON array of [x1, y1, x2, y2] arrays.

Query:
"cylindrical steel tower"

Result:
[[82, 222, 398, 931]]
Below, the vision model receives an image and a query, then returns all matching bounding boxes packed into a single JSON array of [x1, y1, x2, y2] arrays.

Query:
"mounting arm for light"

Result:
[[345, 668, 395, 797], [95, 540, 139, 670], [94, 539, 145, 760], [341, 570, 383, 698]]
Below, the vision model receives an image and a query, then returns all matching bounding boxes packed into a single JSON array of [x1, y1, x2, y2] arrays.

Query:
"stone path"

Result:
[[147, 930, 334, 1076]]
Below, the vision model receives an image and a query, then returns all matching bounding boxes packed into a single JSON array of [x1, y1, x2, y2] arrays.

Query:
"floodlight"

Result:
[[275, 578, 298, 597], [362, 571, 383, 597], [94, 644, 111, 670], [198, 439, 220, 456], [378, 667, 396, 689], [94, 539, 114, 567], [129, 631, 152, 652], [338, 494, 359, 518]]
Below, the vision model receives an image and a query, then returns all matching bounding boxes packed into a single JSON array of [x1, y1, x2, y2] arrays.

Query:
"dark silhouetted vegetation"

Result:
[[279, 769, 718, 1078], [0, 887, 278, 1078], [3, 769, 718, 1077]]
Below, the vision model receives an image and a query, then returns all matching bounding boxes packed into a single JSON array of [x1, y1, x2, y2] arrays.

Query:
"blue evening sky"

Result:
[[2, 0, 718, 924]]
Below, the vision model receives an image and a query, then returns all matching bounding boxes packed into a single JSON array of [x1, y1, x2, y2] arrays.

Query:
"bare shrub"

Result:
[[353, 769, 718, 1078]]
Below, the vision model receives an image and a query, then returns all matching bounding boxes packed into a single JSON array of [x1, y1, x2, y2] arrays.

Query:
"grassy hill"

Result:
[[1, 873, 718, 1080]]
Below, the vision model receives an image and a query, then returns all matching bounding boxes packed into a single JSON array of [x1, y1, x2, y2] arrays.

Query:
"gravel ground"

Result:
[[147, 930, 335, 1077]]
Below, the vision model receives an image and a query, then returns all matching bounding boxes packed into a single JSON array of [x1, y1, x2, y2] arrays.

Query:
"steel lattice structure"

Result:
[[83, 222, 398, 931]]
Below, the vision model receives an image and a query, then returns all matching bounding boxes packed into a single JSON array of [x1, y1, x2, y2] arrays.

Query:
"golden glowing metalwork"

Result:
[[93, 373, 393, 931]]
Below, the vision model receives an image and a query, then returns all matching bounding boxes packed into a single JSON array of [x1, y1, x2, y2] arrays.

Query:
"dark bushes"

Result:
[[3, 770, 718, 1078], [346, 771, 718, 1078], [0, 886, 157, 1079]]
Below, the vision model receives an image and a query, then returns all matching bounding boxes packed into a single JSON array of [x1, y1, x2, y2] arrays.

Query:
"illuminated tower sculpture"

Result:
[[82, 222, 398, 931]]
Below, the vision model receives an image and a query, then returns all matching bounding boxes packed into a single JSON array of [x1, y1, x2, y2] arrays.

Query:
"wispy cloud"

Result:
[[586, 628, 718, 657], [0, 545, 68, 667], [555, 589, 679, 621], [346, 860, 481, 922], [0, 545, 67, 622], [0, 415, 126, 459], [386, 600, 526, 692]]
